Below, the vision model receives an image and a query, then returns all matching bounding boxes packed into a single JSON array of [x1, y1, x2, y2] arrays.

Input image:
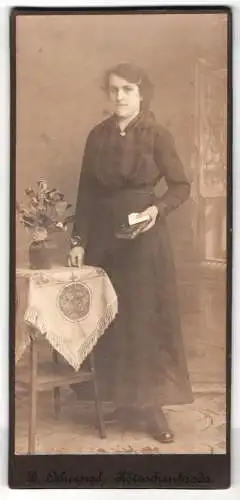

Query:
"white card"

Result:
[[128, 212, 151, 226]]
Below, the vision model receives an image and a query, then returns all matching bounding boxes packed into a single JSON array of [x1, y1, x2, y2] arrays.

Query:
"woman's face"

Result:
[[108, 73, 142, 119]]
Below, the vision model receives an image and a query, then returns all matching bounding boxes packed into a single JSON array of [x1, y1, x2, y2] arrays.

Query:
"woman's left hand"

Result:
[[139, 205, 159, 233]]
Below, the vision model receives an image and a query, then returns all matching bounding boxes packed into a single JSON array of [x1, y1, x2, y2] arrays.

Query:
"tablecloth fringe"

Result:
[[24, 307, 48, 336], [23, 300, 118, 371], [15, 337, 31, 363], [74, 299, 118, 370]]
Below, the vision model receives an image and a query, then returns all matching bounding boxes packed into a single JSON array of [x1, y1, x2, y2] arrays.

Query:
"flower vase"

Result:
[[29, 227, 52, 270], [29, 240, 52, 270]]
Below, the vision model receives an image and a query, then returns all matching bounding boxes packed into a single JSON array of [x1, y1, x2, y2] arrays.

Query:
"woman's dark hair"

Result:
[[101, 62, 154, 111]]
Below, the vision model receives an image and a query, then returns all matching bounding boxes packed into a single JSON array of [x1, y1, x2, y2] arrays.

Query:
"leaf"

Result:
[[25, 187, 35, 196], [20, 218, 35, 228], [31, 197, 38, 206], [37, 179, 48, 192], [64, 214, 75, 224], [47, 189, 57, 198], [55, 200, 68, 215]]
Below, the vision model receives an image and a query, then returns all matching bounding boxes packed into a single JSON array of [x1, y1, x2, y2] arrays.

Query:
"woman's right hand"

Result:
[[68, 246, 85, 267]]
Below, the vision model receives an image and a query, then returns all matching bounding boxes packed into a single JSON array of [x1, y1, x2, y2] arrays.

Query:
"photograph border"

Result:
[[9, 5, 232, 489]]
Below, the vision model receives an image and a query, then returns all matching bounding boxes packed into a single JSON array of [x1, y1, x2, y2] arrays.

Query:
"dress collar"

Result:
[[110, 110, 156, 135]]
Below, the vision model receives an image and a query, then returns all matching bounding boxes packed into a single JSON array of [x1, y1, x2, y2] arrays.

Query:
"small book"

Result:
[[115, 219, 150, 239]]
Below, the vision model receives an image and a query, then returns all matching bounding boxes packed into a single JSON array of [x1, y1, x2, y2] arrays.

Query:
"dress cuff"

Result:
[[156, 200, 168, 218]]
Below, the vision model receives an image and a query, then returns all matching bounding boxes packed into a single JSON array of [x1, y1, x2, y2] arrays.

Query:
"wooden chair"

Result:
[[15, 327, 106, 454]]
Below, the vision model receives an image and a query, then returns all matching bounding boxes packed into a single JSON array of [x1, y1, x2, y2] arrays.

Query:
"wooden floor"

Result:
[[15, 389, 226, 455]]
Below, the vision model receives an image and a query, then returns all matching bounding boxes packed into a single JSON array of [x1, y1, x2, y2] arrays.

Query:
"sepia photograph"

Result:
[[11, 7, 230, 472]]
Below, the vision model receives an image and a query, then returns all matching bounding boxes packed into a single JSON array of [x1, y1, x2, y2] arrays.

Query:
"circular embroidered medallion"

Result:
[[57, 282, 91, 321]]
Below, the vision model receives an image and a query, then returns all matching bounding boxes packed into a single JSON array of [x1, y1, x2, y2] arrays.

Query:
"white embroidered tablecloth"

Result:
[[15, 266, 118, 371]]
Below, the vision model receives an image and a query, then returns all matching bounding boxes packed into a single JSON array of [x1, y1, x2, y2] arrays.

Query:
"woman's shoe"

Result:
[[152, 430, 174, 444], [146, 407, 174, 443]]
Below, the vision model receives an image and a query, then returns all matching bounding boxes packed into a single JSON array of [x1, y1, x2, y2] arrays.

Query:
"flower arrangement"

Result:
[[17, 179, 75, 242], [17, 179, 75, 269]]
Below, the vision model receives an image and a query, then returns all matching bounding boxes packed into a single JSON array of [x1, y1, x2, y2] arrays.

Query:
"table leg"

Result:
[[89, 353, 106, 439], [28, 332, 38, 454], [53, 387, 61, 419], [52, 349, 61, 419]]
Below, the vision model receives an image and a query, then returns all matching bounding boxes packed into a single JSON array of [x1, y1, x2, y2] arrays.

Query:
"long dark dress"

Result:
[[72, 110, 193, 408]]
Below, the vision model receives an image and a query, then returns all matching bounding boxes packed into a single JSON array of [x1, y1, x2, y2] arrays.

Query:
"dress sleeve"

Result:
[[153, 127, 191, 217], [71, 130, 96, 248]]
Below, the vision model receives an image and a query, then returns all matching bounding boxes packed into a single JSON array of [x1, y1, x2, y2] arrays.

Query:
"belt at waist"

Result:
[[96, 187, 155, 226]]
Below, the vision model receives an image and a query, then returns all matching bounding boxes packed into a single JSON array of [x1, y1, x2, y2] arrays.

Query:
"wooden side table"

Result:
[[16, 327, 106, 454]]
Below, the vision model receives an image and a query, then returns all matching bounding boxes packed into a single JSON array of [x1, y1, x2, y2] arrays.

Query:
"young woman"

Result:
[[68, 63, 193, 443]]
